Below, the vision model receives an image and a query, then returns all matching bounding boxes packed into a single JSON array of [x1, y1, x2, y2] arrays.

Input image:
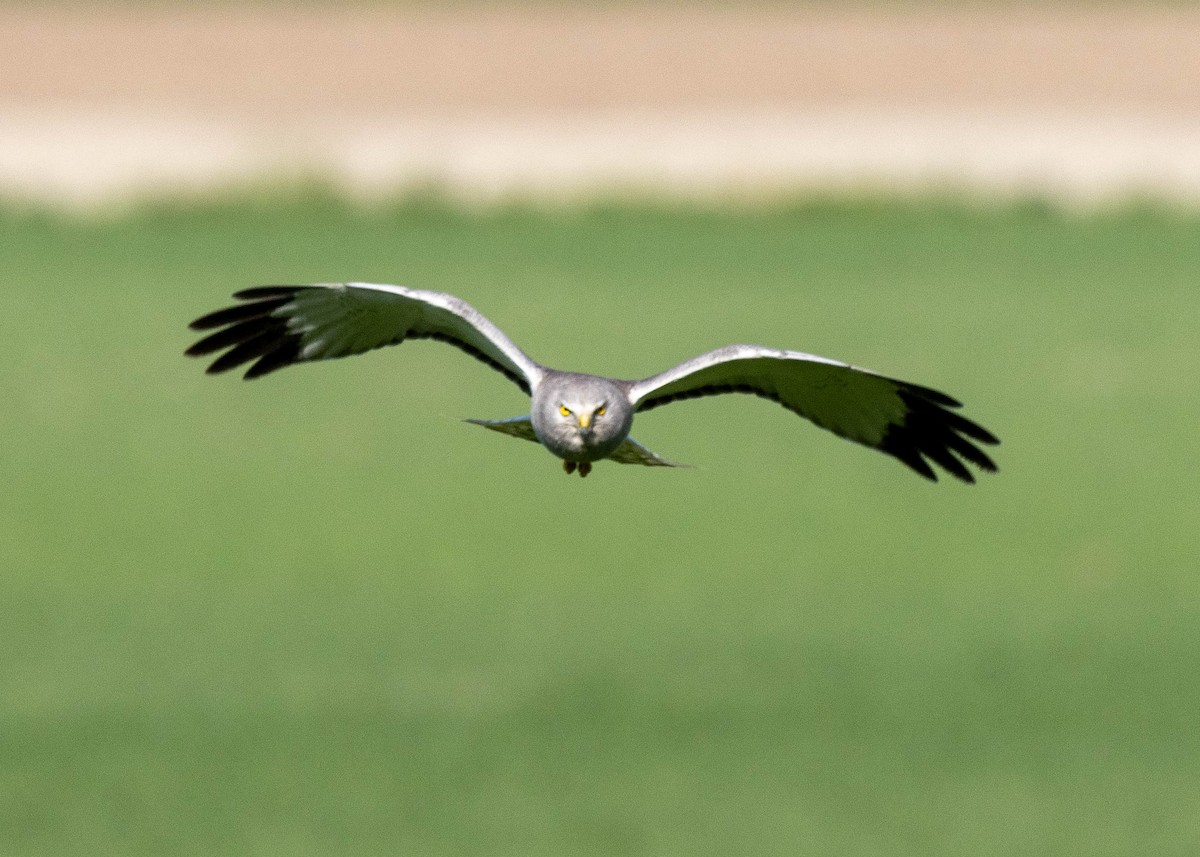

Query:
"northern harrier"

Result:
[[186, 283, 999, 481]]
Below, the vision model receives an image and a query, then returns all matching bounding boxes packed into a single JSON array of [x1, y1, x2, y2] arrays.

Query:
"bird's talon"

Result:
[[563, 461, 577, 475], [579, 462, 592, 478]]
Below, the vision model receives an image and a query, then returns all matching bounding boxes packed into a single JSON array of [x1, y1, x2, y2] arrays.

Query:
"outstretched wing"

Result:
[[186, 283, 543, 392], [464, 416, 540, 443], [606, 437, 687, 468], [627, 344, 998, 483]]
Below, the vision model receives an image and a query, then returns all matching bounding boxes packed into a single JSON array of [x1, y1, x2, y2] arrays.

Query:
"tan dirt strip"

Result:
[[4, 5, 1200, 204]]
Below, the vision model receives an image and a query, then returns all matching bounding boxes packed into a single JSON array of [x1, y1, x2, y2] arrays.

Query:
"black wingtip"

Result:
[[242, 340, 302, 379], [233, 285, 304, 300], [909, 460, 940, 483], [189, 296, 291, 331], [886, 441, 939, 482], [880, 389, 1000, 484], [186, 289, 305, 378], [923, 443, 977, 483], [903, 381, 962, 409]]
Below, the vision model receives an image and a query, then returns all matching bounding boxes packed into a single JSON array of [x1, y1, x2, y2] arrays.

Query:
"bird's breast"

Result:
[[533, 422, 627, 463]]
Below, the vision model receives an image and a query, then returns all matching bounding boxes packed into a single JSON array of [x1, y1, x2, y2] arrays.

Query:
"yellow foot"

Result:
[[578, 462, 592, 478], [563, 461, 577, 475]]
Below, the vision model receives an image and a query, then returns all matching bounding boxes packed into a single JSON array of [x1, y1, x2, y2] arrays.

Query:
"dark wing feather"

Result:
[[188, 296, 291, 331], [185, 283, 543, 393], [628, 344, 998, 483]]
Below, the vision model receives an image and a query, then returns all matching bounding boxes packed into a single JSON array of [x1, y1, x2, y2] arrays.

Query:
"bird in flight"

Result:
[[186, 283, 999, 481]]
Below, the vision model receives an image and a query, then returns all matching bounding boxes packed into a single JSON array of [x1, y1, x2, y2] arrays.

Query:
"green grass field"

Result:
[[3, 193, 1198, 856]]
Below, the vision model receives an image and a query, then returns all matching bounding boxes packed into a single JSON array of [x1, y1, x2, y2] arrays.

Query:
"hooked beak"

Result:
[[577, 412, 592, 429]]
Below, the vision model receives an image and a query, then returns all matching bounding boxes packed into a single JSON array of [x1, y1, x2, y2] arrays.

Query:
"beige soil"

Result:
[[4, 4, 1200, 204]]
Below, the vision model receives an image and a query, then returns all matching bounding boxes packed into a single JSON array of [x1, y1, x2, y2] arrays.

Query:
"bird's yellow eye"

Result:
[[559, 405, 571, 417], [596, 405, 606, 416]]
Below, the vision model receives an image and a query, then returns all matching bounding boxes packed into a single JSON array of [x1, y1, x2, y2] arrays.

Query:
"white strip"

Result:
[[4, 107, 1200, 206]]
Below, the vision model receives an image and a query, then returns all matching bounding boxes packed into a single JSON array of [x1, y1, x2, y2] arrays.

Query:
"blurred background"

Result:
[[3, 3, 1199, 856], [5, 2, 1200, 204]]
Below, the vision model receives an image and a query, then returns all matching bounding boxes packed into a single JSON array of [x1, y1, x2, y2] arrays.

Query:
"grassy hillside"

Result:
[[2, 193, 1197, 856]]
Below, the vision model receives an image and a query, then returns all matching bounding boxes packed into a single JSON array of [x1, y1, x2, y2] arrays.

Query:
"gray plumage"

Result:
[[186, 283, 999, 481]]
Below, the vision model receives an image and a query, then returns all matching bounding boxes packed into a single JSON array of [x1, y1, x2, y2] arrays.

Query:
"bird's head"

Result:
[[532, 373, 632, 459]]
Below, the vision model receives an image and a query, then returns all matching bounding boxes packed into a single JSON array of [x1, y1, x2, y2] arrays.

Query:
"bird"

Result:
[[186, 283, 999, 481]]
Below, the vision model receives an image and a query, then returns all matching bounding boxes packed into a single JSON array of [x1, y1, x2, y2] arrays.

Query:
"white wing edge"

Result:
[[627, 344, 858, 406], [342, 283, 545, 390]]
